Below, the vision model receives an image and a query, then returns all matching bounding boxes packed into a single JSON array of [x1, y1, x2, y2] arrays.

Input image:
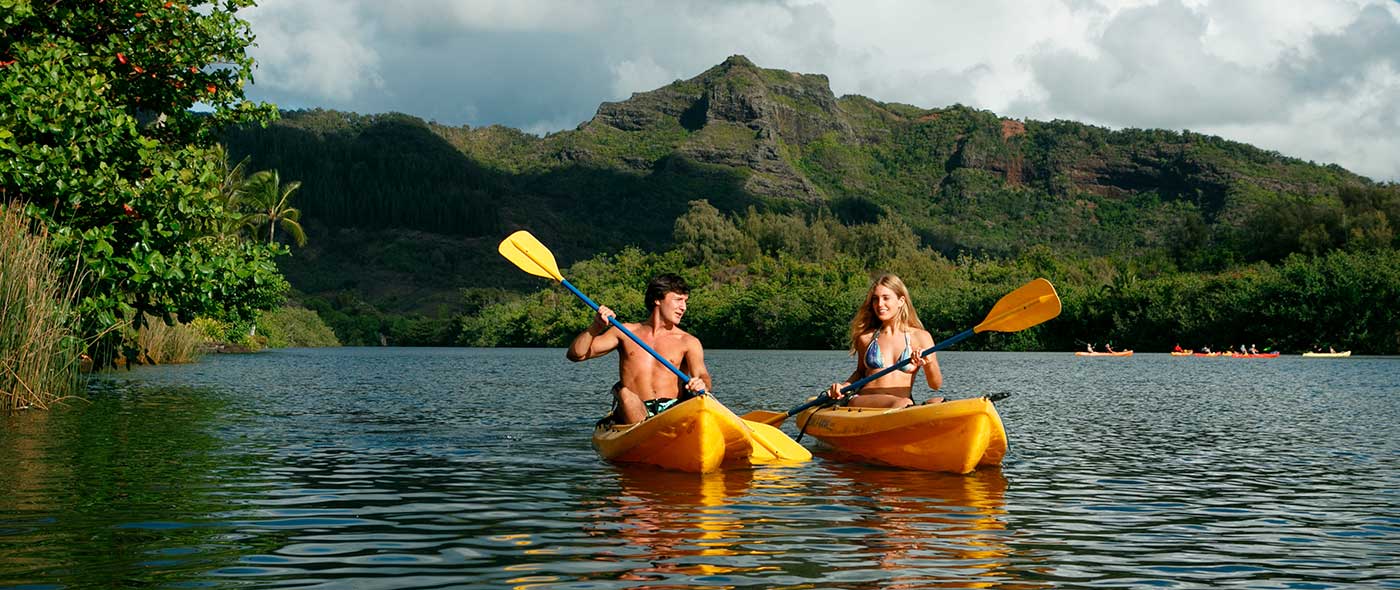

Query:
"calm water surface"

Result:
[[2, 349, 1397, 589]]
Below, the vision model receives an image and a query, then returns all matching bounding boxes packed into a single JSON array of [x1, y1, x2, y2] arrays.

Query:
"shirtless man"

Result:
[[566, 273, 711, 424]]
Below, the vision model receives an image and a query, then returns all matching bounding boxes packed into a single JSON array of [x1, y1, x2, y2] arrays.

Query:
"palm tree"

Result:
[[238, 170, 307, 247], [205, 145, 252, 240]]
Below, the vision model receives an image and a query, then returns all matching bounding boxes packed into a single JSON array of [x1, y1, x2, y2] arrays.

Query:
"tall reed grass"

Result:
[[1, 204, 84, 412], [134, 313, 205, 365]]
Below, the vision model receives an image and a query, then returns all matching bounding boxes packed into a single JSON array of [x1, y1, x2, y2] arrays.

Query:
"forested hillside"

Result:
[[223, 56, 1399, 351]]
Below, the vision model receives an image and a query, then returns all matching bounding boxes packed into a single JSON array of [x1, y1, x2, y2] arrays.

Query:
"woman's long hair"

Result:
[[848, 274, 924, 355]]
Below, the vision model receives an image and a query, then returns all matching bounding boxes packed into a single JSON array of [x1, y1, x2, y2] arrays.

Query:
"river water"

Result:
[[2, 348, 1397, 589]]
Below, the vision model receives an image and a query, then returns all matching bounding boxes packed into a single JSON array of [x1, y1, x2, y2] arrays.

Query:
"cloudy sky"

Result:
[[241, 0, 1400, 181]]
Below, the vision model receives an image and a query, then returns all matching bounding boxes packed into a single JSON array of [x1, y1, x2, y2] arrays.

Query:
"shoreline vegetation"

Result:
[[2, 197, 339, 413], [460, 200, 1400, 355], [1, 206, 84, 411]]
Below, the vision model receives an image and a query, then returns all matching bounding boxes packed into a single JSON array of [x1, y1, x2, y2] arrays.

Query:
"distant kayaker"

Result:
[[827, 273, 943, 409], [1105, 344, 1116, 353], [1086, 343, 1095, 353], [1173, 343, 1184, 353], [566, 273, 712, 424]]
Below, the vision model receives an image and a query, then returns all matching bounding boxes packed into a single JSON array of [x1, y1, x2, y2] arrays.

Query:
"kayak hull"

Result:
[[1302, 351, 1351, 357], [794, 397, 1007, 474], [1075, 351, 1134, 357], [592, 395, 809, 472]]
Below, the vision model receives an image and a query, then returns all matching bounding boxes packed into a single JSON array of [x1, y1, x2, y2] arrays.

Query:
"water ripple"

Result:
[[1, 349, 1397, 588]]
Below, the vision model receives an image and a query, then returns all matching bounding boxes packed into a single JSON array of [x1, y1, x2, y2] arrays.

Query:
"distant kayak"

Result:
[[794, 397, 1006, 474], [1229, 352, 1280, 358], [1075, 350, 1134, 357], [592, 395, 810, 472], [1170, 351, 1193, 356], [1302, 351, 1352, 358]]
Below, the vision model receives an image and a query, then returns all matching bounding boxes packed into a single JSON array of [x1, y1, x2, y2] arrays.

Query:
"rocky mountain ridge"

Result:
[[221, 55, 1386, 327]]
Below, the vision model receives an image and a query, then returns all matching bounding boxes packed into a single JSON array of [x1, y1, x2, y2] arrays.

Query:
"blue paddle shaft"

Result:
[[785, 326, 976, 417], [560, 278, 705, 394]]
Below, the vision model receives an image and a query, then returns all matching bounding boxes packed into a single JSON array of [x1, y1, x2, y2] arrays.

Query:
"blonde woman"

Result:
[[828, 274, 944, 408]]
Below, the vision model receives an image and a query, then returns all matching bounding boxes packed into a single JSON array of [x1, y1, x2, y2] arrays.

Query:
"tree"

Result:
[[239, 170, 307, 246], [208, 144, 252, 240], [0, 0, 286, 364], [673, 199, 745, 265]]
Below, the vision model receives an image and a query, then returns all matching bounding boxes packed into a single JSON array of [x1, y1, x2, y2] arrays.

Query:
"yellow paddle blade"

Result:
[[498, 230, 563, 281], [743, 419, 812, 461], [973, 278, 1062, 333], [740, 409, 789, 427]]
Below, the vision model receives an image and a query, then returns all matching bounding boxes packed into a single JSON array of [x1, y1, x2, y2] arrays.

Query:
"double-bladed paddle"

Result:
[[498, 230, 809, 461], [498, 230, 701, 393], [741, 278, 1062, 426]]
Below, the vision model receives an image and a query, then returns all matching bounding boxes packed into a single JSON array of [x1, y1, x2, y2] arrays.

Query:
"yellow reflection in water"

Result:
[[595, 466, 792, 585], [823, 464, 1044, 590]]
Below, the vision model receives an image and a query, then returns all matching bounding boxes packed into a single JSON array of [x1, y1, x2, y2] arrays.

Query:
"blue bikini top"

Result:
[[865, 331, 917, 373]]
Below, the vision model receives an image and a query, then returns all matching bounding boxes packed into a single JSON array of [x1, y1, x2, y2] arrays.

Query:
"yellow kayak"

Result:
[[592, 395, 811, 472], [794, 397, 1007, 474]]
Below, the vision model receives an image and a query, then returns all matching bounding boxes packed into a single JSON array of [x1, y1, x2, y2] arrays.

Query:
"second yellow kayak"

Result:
[[593, 395, 811, 473], [794, 397, 1007, 474]]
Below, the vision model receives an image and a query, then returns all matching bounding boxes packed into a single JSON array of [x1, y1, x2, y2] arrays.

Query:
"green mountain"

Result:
[[222, 55, 1396, 346]]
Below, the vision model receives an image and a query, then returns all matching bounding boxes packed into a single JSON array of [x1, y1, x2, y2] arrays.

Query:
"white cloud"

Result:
[[610, 56, 673, 101], [244, 1, 384, 103], [1022, 1, 1291, 129]]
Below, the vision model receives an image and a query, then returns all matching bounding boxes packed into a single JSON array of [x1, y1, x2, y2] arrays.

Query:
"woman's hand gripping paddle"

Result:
[[741, 278, 1062, 426], [498, 230, 809, 461]]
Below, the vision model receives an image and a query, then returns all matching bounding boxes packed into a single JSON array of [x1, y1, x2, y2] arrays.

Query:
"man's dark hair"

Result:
[[645, 273, 690, 313]]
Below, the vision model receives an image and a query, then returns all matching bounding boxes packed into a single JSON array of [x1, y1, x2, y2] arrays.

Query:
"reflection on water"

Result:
[[2, 348, 1398, 589], [588, 469, 762, 587], [823, 467, 1016, 590], [0, 387, 238, 588]]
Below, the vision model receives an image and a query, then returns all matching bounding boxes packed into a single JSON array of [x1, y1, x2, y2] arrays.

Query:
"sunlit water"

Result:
[[2, 349, 1397, 589]]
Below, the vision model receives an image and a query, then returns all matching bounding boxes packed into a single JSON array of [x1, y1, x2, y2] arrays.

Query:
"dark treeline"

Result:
[[222, 110, 504, 237], [461, 200, 1400, 354]]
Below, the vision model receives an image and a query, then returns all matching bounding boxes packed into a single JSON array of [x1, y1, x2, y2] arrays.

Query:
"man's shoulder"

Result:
[[676, 329, 703, 347]]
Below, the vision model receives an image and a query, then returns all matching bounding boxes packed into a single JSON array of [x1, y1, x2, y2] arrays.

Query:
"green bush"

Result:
[[256, 306, 341, 348]]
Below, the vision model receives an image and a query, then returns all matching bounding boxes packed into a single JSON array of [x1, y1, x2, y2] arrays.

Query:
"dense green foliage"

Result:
[[1, 0, 287, 364], [463, 201, 1400, 354]]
